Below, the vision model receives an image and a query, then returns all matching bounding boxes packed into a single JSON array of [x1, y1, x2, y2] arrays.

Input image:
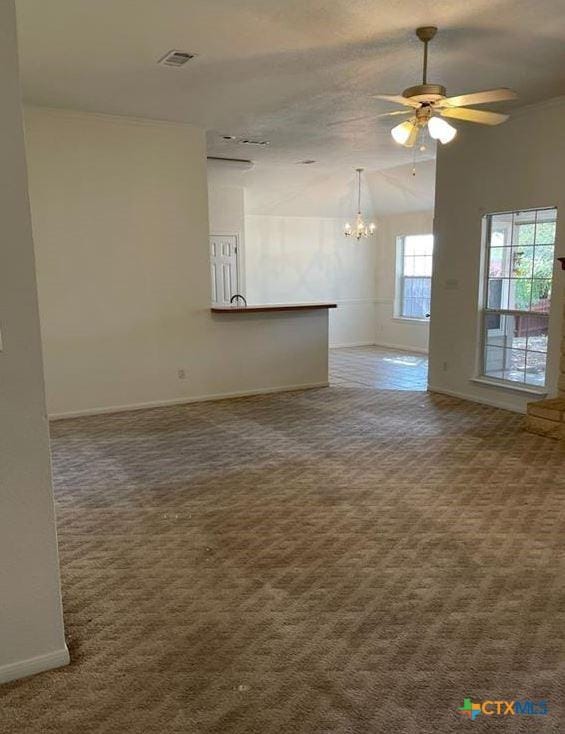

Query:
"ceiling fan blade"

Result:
[[438, 88, 517, 108], [440, 107, 509, 125], [376, 110, 414, 118], [373, 94, 421, 108]]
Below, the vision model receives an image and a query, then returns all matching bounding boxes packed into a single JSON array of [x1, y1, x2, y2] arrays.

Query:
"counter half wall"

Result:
[[207, 303, 336, 399]]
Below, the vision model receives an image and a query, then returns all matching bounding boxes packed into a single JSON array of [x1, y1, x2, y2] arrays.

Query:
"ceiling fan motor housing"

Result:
[[415, 106, 433, 123], [402, 83, 446, 103]]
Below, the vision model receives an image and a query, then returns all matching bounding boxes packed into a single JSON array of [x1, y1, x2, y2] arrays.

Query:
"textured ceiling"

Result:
[[16, 0, 565, 174]]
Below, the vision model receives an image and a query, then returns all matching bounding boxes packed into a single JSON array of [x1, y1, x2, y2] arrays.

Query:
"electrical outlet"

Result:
[[442, 361, 448, 372], [177, 368, 187, 380]]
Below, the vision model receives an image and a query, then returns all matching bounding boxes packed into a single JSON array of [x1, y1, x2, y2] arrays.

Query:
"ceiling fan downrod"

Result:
[[416, 26, 437, 85], [402, 27, 446, 103]]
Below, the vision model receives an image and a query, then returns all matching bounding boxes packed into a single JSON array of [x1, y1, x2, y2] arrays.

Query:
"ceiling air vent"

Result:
[[240, 139, 270, 147], [220, 135, 270, 147], [158, 50, 196, 67]]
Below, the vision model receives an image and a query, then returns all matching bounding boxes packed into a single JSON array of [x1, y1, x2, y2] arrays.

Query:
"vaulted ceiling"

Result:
[[16, 0, 565, 173]]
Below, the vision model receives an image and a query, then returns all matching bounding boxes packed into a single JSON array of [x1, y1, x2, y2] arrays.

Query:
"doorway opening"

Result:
[[330, 232, 432, 391]]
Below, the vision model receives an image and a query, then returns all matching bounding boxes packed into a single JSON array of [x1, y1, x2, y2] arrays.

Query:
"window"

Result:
[[396, 234, 434, 319], [481, 207, 557, 387]]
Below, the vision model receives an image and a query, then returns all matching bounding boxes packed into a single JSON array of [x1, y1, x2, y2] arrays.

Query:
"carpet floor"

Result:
[[1, 384, 564, 733]]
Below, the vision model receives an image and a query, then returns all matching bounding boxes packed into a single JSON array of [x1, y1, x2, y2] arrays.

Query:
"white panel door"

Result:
[[209, 235, 238, 305]]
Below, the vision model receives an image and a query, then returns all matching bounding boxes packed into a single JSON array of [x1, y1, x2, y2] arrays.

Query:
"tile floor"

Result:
[[329, 345, 428, 391]]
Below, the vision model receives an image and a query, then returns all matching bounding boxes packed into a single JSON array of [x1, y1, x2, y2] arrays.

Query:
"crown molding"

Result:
[[23, 104, 203, 133]]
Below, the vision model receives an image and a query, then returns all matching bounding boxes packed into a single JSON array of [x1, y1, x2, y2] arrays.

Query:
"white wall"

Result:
[[429, 98, 565, 413], [25, 108, 329, 417], [374, 210, 434, 353], [208, 185, 245, 236], [245, 215, 378, 347], [0, 1, 67, 683]]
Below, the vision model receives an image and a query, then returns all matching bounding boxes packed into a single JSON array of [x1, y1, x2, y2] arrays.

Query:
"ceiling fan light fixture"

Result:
[[373, 27, 516, 148], [428, 115, 457, 144], [391, 120, 414, 145]]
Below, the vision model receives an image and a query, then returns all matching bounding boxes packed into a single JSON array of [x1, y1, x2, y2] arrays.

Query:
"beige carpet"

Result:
[[1, 384, 564, 733]]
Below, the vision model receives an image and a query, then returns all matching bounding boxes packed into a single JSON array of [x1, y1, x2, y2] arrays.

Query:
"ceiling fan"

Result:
[[379, 27, 517, 146], [332, 27, 517, 147]]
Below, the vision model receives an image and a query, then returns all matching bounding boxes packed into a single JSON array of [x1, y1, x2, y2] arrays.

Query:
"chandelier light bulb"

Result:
[[427, 116, 457, 144]]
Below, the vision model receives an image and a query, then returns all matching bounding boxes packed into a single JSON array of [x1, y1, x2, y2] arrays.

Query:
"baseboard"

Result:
[[373, 341, 429, 355], [427, 385, 525, 414], [49, 382, 330, 420], [330, 341, 376, 348], [0, 646, 70, 685]]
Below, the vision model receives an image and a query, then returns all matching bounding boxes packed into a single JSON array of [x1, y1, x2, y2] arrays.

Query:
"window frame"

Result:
[[395, 234, 434, 322], [477, 207, 557, 391]]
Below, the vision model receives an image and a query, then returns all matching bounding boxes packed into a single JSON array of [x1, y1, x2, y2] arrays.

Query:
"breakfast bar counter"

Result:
[[210, 302, 337, 314]]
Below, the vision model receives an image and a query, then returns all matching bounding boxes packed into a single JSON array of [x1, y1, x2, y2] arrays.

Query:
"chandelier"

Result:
[[344, 168, 376, 240]]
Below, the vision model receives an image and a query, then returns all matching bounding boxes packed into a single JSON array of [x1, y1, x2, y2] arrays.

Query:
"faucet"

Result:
[[230, 294, 247, 306]]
